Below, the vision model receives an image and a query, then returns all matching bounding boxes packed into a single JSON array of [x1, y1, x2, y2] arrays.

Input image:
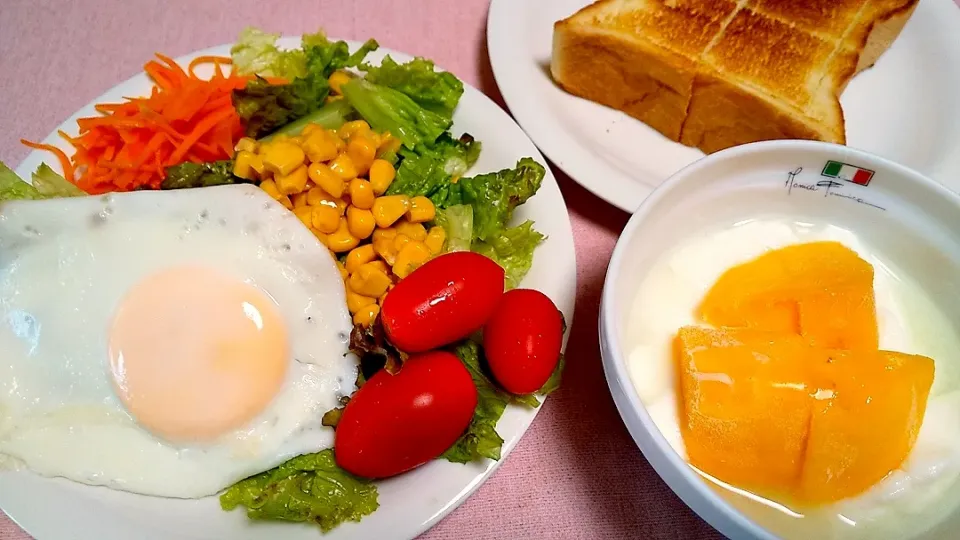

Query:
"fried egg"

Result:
[[0, 184, 355, 499]]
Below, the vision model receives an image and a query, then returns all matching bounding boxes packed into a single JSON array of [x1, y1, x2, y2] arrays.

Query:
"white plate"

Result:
[[487, 0, 960, 212], [2, 39, 578, 540]]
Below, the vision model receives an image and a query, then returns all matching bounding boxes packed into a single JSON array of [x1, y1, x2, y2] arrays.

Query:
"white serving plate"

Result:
[[487, 0, 960, 212], [2, 38, 578, 540]]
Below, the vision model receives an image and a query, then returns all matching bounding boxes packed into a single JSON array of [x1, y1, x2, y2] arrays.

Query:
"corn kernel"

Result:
[[276, 164, 309, 195], [328, 70, 352, 95], [232, 150, 258, 180], [372, 227, 398, 243], [369, 159, 396, 195], [345, 245, 377, 274], [293, 206, 313, 228], [346, 206, 376, 239], [262, 141, 306, 177], [372, 195, 410, 228], [303, 130, 339, 163], [396, 220, 428, 242], [353, 303, 380, 327], [339, 120, 371, 140], [249, 155, 266, 177], [372, 227, 398, 265], [278, 195, 294, 210], [348, 263, 392, 298], [393, 233, 412, 253], [327, 218, 360, 253], [346, 289, 376, 314], [393, 241, 432, 279], [330, 153, 358, 181], [377, 132, 402, 158], [301, 123, 321, 137], [367, 260, 390, 276], [349, 179, 376, 210], [292, 192, 309, 208], [308, 163, 345, 198], [306, 186, 336, 207], [235, 137, 259, 153], [325, 95, 344, 104], [336, 260, 349, 281], [311, 205, 340, 234], [311, 229, 329, 247], [425, 226, 446, 254], [406, 196, 436, 223], [347, 136, 377, 176], [259, 179, 282, 200]]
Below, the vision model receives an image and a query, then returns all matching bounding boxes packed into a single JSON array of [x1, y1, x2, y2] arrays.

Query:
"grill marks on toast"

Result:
[[551, 0, 918, 153]]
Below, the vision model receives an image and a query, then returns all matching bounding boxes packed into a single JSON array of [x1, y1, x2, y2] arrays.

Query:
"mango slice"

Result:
[[676, 327, 812, 491], [799, 349, 934, 502], [676, 325, 935, 504], [698, 241, 878, 349]]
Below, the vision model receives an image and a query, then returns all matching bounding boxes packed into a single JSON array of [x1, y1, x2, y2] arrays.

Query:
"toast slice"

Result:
[[551, 0, 918, 154]]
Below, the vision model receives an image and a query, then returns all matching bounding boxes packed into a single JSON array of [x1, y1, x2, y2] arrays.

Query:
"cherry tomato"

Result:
[[381, 251, 505, 353], [483, 288, 564, 394], [334, 351, 477, 479]]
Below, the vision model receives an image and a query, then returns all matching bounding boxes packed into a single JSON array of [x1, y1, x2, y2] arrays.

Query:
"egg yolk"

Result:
[[108, 266, 289, 443]]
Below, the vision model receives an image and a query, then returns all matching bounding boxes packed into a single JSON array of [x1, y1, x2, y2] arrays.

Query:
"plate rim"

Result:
[[3, 37, 579, 540]]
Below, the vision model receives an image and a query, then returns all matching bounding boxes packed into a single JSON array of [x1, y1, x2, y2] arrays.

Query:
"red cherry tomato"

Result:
[[381, 251, 505, 353], [483, 289, 564, 395], [334, 351, 477, 479]]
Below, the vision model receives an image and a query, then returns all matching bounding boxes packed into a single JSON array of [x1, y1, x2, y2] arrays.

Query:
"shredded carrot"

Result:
[[24, 52, 255, 194], [20, 139, 75, 184]]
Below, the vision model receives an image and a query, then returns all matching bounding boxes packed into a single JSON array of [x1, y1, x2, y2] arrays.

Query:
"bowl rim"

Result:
[[599, 139, 960, 539]]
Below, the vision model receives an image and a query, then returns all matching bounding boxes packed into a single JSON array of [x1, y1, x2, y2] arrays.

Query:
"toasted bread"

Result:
[[551, 0, 917, 154]]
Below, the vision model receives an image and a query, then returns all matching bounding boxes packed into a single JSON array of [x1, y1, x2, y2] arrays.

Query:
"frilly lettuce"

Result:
[[472, 220, 545, 290], [232, 30, 378, 138], [230, 28, 307, 80], [220, 449, 378, 532], [441, 341, 509, 463], [385, 133, 480, 202], [340, 78, 450, 149], [1, 161, 85, 201], [161, 160, 242, 190], [362, 56, 464, 117]]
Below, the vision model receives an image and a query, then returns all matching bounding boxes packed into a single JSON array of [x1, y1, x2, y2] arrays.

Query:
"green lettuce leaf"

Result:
[[471, 220, 545, 290], [230, 27, 307, 80], [233, 34, 378, 138], [261, 98, 355, 140], [340, 78, 450, 149], [161, 160, 243, 190], [220, 449, 378, 532], [455, 158, 545, 242], [1, 161, 85, 201], [361, 56, 464, 117], [31, 163, 85, 197], [385, 133, 480, 202], [433, 204, 473, 252], [441, 341, 510, 464]]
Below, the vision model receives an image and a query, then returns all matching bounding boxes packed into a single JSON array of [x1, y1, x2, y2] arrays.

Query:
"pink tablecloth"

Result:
[[0, 0, 725, 538]]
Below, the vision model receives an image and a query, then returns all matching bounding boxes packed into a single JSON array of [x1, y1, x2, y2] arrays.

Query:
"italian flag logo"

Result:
[[821, 160, 874, 186]]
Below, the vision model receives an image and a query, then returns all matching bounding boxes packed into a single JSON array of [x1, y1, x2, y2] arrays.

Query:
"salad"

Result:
[[2, 27, 566, 533]]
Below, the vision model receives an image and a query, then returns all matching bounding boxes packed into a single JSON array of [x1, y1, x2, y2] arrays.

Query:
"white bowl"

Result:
[[599, 140, 960, 540]]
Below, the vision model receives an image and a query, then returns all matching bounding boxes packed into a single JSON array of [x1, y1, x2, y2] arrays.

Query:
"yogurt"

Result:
[[626, 217, 960, 539]]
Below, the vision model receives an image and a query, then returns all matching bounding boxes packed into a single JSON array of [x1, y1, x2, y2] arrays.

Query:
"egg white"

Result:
[[0, 184, 355, 498], [625, 218, 960, 539]]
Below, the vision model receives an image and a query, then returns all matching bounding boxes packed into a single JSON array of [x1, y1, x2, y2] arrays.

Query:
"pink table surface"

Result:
[[0, 0, 726, 538]]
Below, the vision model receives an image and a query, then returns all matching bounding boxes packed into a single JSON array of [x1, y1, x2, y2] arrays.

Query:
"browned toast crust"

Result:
[[549, 0, 916, 154]]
